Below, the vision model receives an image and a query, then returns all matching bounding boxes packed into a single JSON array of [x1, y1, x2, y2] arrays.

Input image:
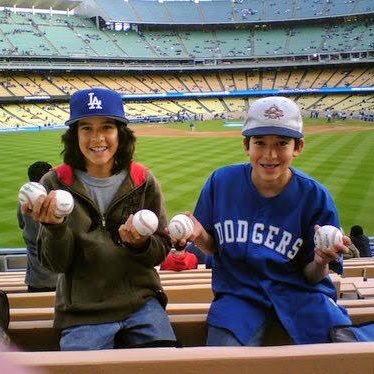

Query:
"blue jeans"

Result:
[[60, 298, 176, 351], [207, 325, 266, 346]]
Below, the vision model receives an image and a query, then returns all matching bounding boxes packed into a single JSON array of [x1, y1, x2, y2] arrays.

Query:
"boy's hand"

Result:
[[118, 214, 151, 248], [313, 225, 350, 266], [23, 190, 64, 225]]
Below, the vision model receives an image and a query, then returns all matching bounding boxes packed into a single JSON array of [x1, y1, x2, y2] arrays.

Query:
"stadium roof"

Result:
[[0, 0, 81, 11]]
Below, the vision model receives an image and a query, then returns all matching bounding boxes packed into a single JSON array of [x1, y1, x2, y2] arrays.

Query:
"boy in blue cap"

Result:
[[182, 96, 352, 346], [22, 88, 176, 350]]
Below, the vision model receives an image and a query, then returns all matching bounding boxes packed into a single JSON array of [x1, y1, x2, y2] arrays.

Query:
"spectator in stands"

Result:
[[350, 225, 371, 257], [160, 246, 199, 271], [178, 96, 352, 346], [17, 161, 58, 293], [21, 88, 176, 351]]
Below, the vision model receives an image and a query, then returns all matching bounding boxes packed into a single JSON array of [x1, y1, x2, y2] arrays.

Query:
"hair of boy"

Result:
[[61, 120, 136, 174]]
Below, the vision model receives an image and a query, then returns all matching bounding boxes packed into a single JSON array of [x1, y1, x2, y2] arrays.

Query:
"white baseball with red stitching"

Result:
[[168, 214, 194, 240], [133, 209, 159, 236], [314, 225, 343, 252], [18, 182, 47, 207], [55, 190, 74, 217]]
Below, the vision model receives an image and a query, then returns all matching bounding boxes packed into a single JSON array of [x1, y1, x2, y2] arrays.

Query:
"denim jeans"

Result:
[[60, 298, 176, 351], [206, 325, 266, 346]]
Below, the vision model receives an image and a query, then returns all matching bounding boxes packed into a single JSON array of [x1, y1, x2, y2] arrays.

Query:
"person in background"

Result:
[[17, 161, 58, 292], [186, 242, 213, 269], [350, 225, 371, 257], [180, 96, 352, 346], [21, 88, 176, 351], [160, 245, 199, 271]]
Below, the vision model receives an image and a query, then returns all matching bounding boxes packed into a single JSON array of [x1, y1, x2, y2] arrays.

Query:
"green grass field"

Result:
[[1, 119, 373, 248]]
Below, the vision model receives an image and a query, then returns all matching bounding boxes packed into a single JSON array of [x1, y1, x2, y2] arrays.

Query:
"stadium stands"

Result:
[[82, 0, 374, 24], [0, 64, 372, 128], [1, 68, 372, 96], [0, 0, 371, 127], [0, 11, 373, 60]]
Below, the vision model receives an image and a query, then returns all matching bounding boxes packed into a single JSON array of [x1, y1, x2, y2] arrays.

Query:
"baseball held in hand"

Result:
[[54, 190, 74, 217], [314, 225, 343, 252], [168, 214, 194, 240], [133, 209, 159, 236], [18, 182, 47, 207]]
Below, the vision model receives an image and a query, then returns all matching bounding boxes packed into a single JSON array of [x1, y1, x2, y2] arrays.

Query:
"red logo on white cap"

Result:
[[264, 105, 284, 119]]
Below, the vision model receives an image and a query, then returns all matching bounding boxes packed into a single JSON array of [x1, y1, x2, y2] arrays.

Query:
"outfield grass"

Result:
[[0, 121, 373, 248]]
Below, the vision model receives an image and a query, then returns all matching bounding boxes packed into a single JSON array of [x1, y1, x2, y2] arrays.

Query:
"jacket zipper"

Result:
[[63, 182, 144, 231], [63, 187, 106, 229]]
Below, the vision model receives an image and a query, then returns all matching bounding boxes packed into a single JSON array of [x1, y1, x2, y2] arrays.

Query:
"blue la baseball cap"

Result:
[[65, 88, 127, 127]]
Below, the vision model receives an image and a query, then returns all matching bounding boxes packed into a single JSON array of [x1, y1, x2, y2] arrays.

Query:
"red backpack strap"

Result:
[[54, 164, 74, 186], [55, 163, 147, 187], [130, 162, 148, 187]]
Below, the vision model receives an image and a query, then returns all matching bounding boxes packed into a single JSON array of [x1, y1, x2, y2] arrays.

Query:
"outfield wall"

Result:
[[2, 86, 372, 106]]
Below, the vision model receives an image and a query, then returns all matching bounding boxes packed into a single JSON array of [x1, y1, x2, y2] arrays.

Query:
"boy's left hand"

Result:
[[313, 225, 350, 266], [118, 214, 150, 248]]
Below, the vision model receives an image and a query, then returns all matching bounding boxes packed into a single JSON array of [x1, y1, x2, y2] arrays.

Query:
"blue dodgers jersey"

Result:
[[194, 163, 349, 344]]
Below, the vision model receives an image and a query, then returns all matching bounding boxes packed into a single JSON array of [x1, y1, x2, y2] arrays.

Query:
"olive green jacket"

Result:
[[38, 162, 171, 329]]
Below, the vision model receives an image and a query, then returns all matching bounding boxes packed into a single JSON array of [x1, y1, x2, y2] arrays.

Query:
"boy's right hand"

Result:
[[22, 190, 64, 225]]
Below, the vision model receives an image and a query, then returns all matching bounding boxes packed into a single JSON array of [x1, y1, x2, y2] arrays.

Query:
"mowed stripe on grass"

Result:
[[136, 137, 246, 217], [294, 130, 374, 232], [0, 127, 373, 247]]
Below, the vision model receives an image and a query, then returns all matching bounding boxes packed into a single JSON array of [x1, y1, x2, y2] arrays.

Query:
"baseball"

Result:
[[168, 214, 194, 240], [18, 182, 47, 207], [133, 209, 159, 236], [54, 190, 74, 217], [314, 225, 343, 252]]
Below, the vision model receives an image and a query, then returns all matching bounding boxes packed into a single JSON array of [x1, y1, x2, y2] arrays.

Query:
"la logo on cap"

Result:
[[87, 92, 102, 110]]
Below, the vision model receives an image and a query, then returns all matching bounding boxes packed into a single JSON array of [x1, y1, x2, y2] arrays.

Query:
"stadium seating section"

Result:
[[0, 11, 372, 59], [0, 0, 374, 128], [0, 1, 372, 127], [0, 67, 372, 127], [87, 0, 374, 24]]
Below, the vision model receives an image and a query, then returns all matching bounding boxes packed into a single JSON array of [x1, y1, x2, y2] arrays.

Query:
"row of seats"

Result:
[[1, 261, 374, 371], [72, 0, 374, 24], [0, 94, 372, 128], [0, 67, 372, 97], [0, 10, 371, 58], [1, 342, 373, 373], [0, 95, 374, 130], [0, 66, 372, 127]]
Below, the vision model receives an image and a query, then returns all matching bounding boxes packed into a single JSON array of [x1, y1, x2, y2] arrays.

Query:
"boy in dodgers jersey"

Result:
[[188, 96, 352, 345]]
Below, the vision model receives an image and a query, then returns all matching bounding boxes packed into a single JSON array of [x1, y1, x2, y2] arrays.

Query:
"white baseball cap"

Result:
[[242, 96, 303, 138]]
